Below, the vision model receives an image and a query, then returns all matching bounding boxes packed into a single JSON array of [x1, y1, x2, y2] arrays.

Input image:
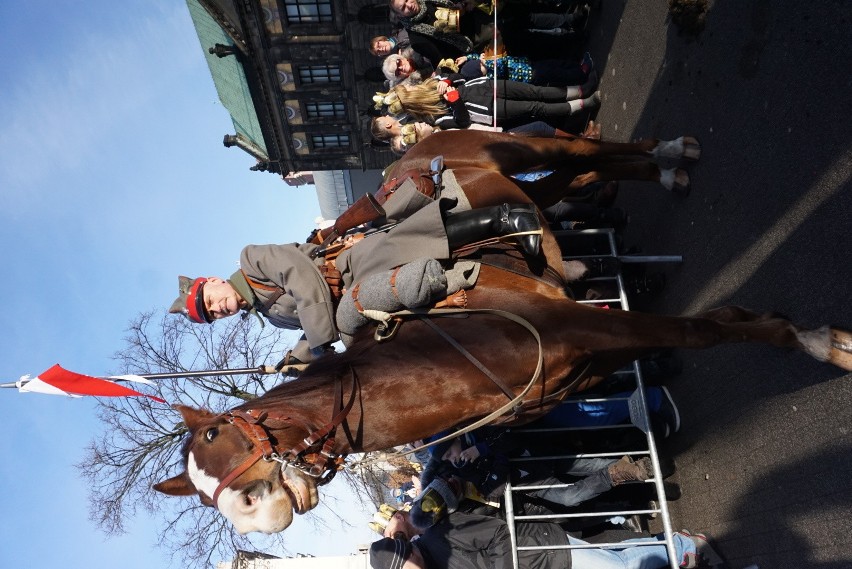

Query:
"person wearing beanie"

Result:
[[414, 430, 654, 529], [370, 538, 417, 569]]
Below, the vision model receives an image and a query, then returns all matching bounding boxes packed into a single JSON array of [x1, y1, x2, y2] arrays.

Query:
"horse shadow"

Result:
[[690, 442, 852, 569], [579, 0, 852, 566]]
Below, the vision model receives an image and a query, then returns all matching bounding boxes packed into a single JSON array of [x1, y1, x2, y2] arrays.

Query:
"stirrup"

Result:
[[374, 317, 402, 342], [501, 228, 543, 256], [502, 229, 544, 238], [430, 155, 444, 187]]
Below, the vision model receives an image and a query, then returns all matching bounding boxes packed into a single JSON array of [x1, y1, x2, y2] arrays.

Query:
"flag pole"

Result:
[[1, 363, 308, 390], [135, 365, 282, 380]]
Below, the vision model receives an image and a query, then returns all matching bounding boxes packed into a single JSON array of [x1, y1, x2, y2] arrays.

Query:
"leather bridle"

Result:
[[211, 370, 358, 509]]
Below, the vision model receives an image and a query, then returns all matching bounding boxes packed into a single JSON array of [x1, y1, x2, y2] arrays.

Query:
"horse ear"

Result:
[[152, 471, 196, 496], [174, 404, 217, 432]]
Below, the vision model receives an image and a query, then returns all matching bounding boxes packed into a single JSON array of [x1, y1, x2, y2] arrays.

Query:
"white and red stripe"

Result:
[[16, 364, 166, 403]]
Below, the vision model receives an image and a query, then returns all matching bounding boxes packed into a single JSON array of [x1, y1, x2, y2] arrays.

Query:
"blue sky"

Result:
[[0, 1, 377, 566]]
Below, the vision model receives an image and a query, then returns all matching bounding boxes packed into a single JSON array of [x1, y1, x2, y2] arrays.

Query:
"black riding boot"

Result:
[[444, 203, 543, 256]]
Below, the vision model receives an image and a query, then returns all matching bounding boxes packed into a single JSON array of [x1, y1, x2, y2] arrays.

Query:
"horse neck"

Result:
[[236, 362, 460, 455], [236, 376, 339, 437], [240, 269, 570, 456]]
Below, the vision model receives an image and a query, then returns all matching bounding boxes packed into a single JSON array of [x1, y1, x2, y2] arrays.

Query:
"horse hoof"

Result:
[[672, 169, 691, 196], [828, 328, 852, 371], [682, 136, 701, 161]]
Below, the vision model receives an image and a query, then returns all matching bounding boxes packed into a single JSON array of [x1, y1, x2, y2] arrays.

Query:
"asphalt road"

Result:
[[584, 1, 852, 567]]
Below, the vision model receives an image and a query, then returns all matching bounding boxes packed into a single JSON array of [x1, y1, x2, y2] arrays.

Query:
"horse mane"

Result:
[[232, 339, 378, 410]]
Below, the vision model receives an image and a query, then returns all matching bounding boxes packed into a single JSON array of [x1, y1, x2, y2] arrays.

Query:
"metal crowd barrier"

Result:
[[503, 227, 682, 569]]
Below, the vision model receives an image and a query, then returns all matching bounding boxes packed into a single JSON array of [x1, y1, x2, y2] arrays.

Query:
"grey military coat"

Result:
[[238, 180, 464, 357]]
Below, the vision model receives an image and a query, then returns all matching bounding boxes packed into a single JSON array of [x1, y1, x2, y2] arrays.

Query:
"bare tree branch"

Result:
[[76, 310, 402, 567], [75, 311, 302, 567]]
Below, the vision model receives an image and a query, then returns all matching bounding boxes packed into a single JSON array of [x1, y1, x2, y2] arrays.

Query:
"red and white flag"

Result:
[[16, 364, 166, 403]]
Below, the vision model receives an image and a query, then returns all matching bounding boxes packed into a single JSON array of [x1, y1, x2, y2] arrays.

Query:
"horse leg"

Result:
[[485, 137, 661, 175], [650, 136, 702, 161], [491, 136, 702, 172], [569, 161, 691, 195], [403, 131, 700, 177], [545, 302, 852, 373], [826, 329, 852, 370], [695, 305, 787, 323], [512, 160, 689, 207], [698, 306, 852, 369]]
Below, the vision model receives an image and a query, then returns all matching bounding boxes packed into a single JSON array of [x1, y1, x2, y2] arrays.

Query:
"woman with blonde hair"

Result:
[[391, 78, 451, 118], [389, 75, 599, 128], [375, 79, 472, 131]]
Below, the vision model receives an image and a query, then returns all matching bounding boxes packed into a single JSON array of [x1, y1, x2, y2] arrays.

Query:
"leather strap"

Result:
[[241, 270, 285, 314], [420, 317, 517, 401], [212, 411, 275, 507], [351, 282, 364, 314], [320, 262, 344, 301], [389, 267, 402, 302]]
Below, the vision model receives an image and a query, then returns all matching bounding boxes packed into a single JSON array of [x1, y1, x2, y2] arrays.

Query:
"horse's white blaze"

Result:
[[796, 325, 831, 362], [187, 452, 293, 535], [651, 137, 685, 160], [186, 452, 222, 501]]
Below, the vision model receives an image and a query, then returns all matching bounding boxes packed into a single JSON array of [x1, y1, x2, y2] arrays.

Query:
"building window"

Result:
[[298, 65, 341, 84], [311, 133, 350, 149], [284, 0, 333, 24], [305, 101, 346, 120]]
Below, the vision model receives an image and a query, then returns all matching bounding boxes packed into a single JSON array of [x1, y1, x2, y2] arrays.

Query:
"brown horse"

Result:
[[153, 129, 852, 535]]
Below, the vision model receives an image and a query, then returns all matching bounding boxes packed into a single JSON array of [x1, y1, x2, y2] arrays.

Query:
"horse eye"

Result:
[[205, 428, 219, 442]]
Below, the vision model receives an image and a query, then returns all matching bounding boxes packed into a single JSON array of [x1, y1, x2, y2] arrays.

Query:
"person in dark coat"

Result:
[[372, 29, 466, 67], [417, 429, 653, 514], [388, 0, 487, 57], [388, 0, 589, 59], [371, 510, 723, 569], [456, 50, 596, 88]]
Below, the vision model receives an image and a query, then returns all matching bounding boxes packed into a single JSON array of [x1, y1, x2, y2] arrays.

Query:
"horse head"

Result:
[[153, 405, 319, 534]]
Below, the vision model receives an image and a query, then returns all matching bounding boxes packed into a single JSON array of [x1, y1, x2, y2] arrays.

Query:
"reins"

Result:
[[212, 306, 591, 495], [212, 411, 275, 507], [348, 305, 591, 469]]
